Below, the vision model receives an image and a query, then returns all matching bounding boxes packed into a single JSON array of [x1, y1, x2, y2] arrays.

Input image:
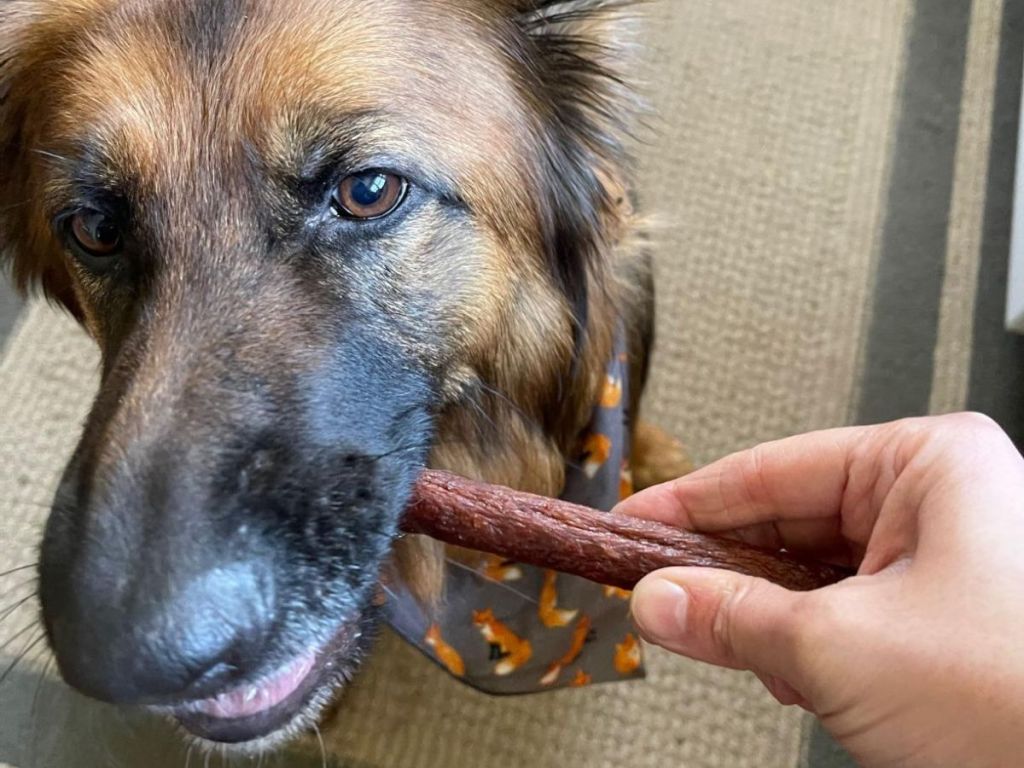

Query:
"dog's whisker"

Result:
[[475, 380, 551, 444], [91, 705, 129, 768], [184, 744, 194, 768], [0, 631, 46, 689], [9, 500, 54, 511], [314, 724, 328, 768], [0, 563, 37, 580], [465, 396, 502, 439], [1, 576, 39, 601], [1, 619, 41, 655], [29, 148, 73, 165], [1, 574, 39, 593], [0, 588, 39, 623], [365, 431, 509, 464], [204, 747, 213, 768], [0, 197, 36, 213], [30, 650, 54, 719], [30, 652, 56, 768], [442, 556, 540, 606], [365, 434, 500, 465], [462, 381, 567, 492], [28, 647, 54, 767], [364, 441, 434, 462], [482, 394, 537, 435], [362, 432, 517, 466]]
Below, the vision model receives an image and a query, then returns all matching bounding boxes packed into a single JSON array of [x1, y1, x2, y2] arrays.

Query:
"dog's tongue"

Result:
[[192, 653, 316, 720]]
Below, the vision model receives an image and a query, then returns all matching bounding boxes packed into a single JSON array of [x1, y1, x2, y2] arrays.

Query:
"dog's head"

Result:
[[0, 0, 637, 747]]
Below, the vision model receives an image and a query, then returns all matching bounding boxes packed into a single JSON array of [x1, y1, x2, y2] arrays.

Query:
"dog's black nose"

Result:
[[43, 559, 275, 705]]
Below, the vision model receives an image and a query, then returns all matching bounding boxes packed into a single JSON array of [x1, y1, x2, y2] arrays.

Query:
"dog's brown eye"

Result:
[[70, 210, 122, 257], [332, 171, 407, 220]]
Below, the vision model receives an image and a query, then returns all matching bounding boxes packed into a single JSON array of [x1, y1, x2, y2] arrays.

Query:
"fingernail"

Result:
[[631, 577, 689, 645]]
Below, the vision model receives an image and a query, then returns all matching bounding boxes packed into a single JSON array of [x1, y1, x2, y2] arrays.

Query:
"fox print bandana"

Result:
[[386, 332, 643, 693]]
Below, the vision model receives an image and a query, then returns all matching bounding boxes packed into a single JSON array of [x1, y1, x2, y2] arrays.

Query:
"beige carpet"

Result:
[[0, 0, 1005, 766]]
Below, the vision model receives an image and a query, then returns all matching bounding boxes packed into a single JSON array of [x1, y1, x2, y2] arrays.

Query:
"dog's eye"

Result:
[[69, 210, 122, 257], [332, 171, 407, 220]]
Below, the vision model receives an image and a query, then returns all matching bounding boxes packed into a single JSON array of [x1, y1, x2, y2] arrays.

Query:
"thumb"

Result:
[[631, 567, 814, 701]]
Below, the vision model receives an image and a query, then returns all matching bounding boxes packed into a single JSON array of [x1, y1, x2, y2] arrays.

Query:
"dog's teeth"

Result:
[[244, 686, 259, 703]]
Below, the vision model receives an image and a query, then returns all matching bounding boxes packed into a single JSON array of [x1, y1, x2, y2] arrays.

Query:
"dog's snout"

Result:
[[35, 315, 433, 725], [43, 557, 275, 705]]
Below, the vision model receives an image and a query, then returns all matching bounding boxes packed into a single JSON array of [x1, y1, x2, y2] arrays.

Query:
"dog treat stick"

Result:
[[403, 470, 853, 592]]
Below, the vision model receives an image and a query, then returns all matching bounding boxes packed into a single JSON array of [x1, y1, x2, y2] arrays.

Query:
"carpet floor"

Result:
[[1, 1, 1018, 766]]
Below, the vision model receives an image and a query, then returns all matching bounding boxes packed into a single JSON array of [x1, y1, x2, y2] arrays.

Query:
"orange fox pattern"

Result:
[[482, 554, 523, 582], [602, 585, 632, 600], [614, 633, 642, 675], [424, 624, 466, 677], [473, 608, 533, 676], [570, 669, 593, 687], [619, 462, 634, 498], [599, 373, 623, 408], [540, 615, 592, 686], [581, 432, 613, 479], [388, 331, 643, 693], [538, 570, 579, 628]]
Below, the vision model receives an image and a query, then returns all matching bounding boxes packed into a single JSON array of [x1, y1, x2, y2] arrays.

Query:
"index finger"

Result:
[[615, 425, 873, 555]]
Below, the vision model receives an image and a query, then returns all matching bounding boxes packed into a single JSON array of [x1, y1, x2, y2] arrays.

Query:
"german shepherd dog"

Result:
[[0, 0, 688, 754]]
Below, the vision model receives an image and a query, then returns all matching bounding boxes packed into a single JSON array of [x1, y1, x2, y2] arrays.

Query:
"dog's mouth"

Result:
[[165, 612, 365, 745]]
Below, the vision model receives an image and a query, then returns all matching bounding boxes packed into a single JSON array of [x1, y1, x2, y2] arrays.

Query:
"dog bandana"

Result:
[[386, 333, 643, 693]]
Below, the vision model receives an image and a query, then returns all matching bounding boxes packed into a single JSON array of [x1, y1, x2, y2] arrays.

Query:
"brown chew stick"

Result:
[[403, 470, 853, 592]]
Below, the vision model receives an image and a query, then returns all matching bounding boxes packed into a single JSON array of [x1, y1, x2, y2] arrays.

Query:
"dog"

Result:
[[0, 0, 690, 756]]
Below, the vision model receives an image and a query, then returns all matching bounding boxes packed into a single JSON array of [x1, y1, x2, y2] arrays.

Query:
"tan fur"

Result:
[[632, 420, 695, 490], [0, 0, 691, 751]]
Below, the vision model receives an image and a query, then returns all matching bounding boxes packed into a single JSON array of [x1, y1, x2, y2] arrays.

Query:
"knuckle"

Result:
[[878, 412, 999, 441], [710, 578, 779, 667], [923, 412, 1011, 465], [942, 411, 1002, 436], [736, 443, 771, 508], [876, 412, 1010, 478], [710, 581, 747, 665]]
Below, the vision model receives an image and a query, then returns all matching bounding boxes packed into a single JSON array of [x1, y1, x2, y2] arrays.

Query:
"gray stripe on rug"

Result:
[[0, 278, 23, 351], [967, 0, 1024, 447], [855, 0, 972, 425], [809, 1, 974, 766]]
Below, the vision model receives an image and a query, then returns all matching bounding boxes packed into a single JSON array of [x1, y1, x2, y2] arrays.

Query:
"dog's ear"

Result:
[[509, 1, 642, 350], [0, 2, 82, 318]]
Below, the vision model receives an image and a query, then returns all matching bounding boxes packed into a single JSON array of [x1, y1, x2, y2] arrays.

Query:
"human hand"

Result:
[[617, 414, 1024, 768]]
